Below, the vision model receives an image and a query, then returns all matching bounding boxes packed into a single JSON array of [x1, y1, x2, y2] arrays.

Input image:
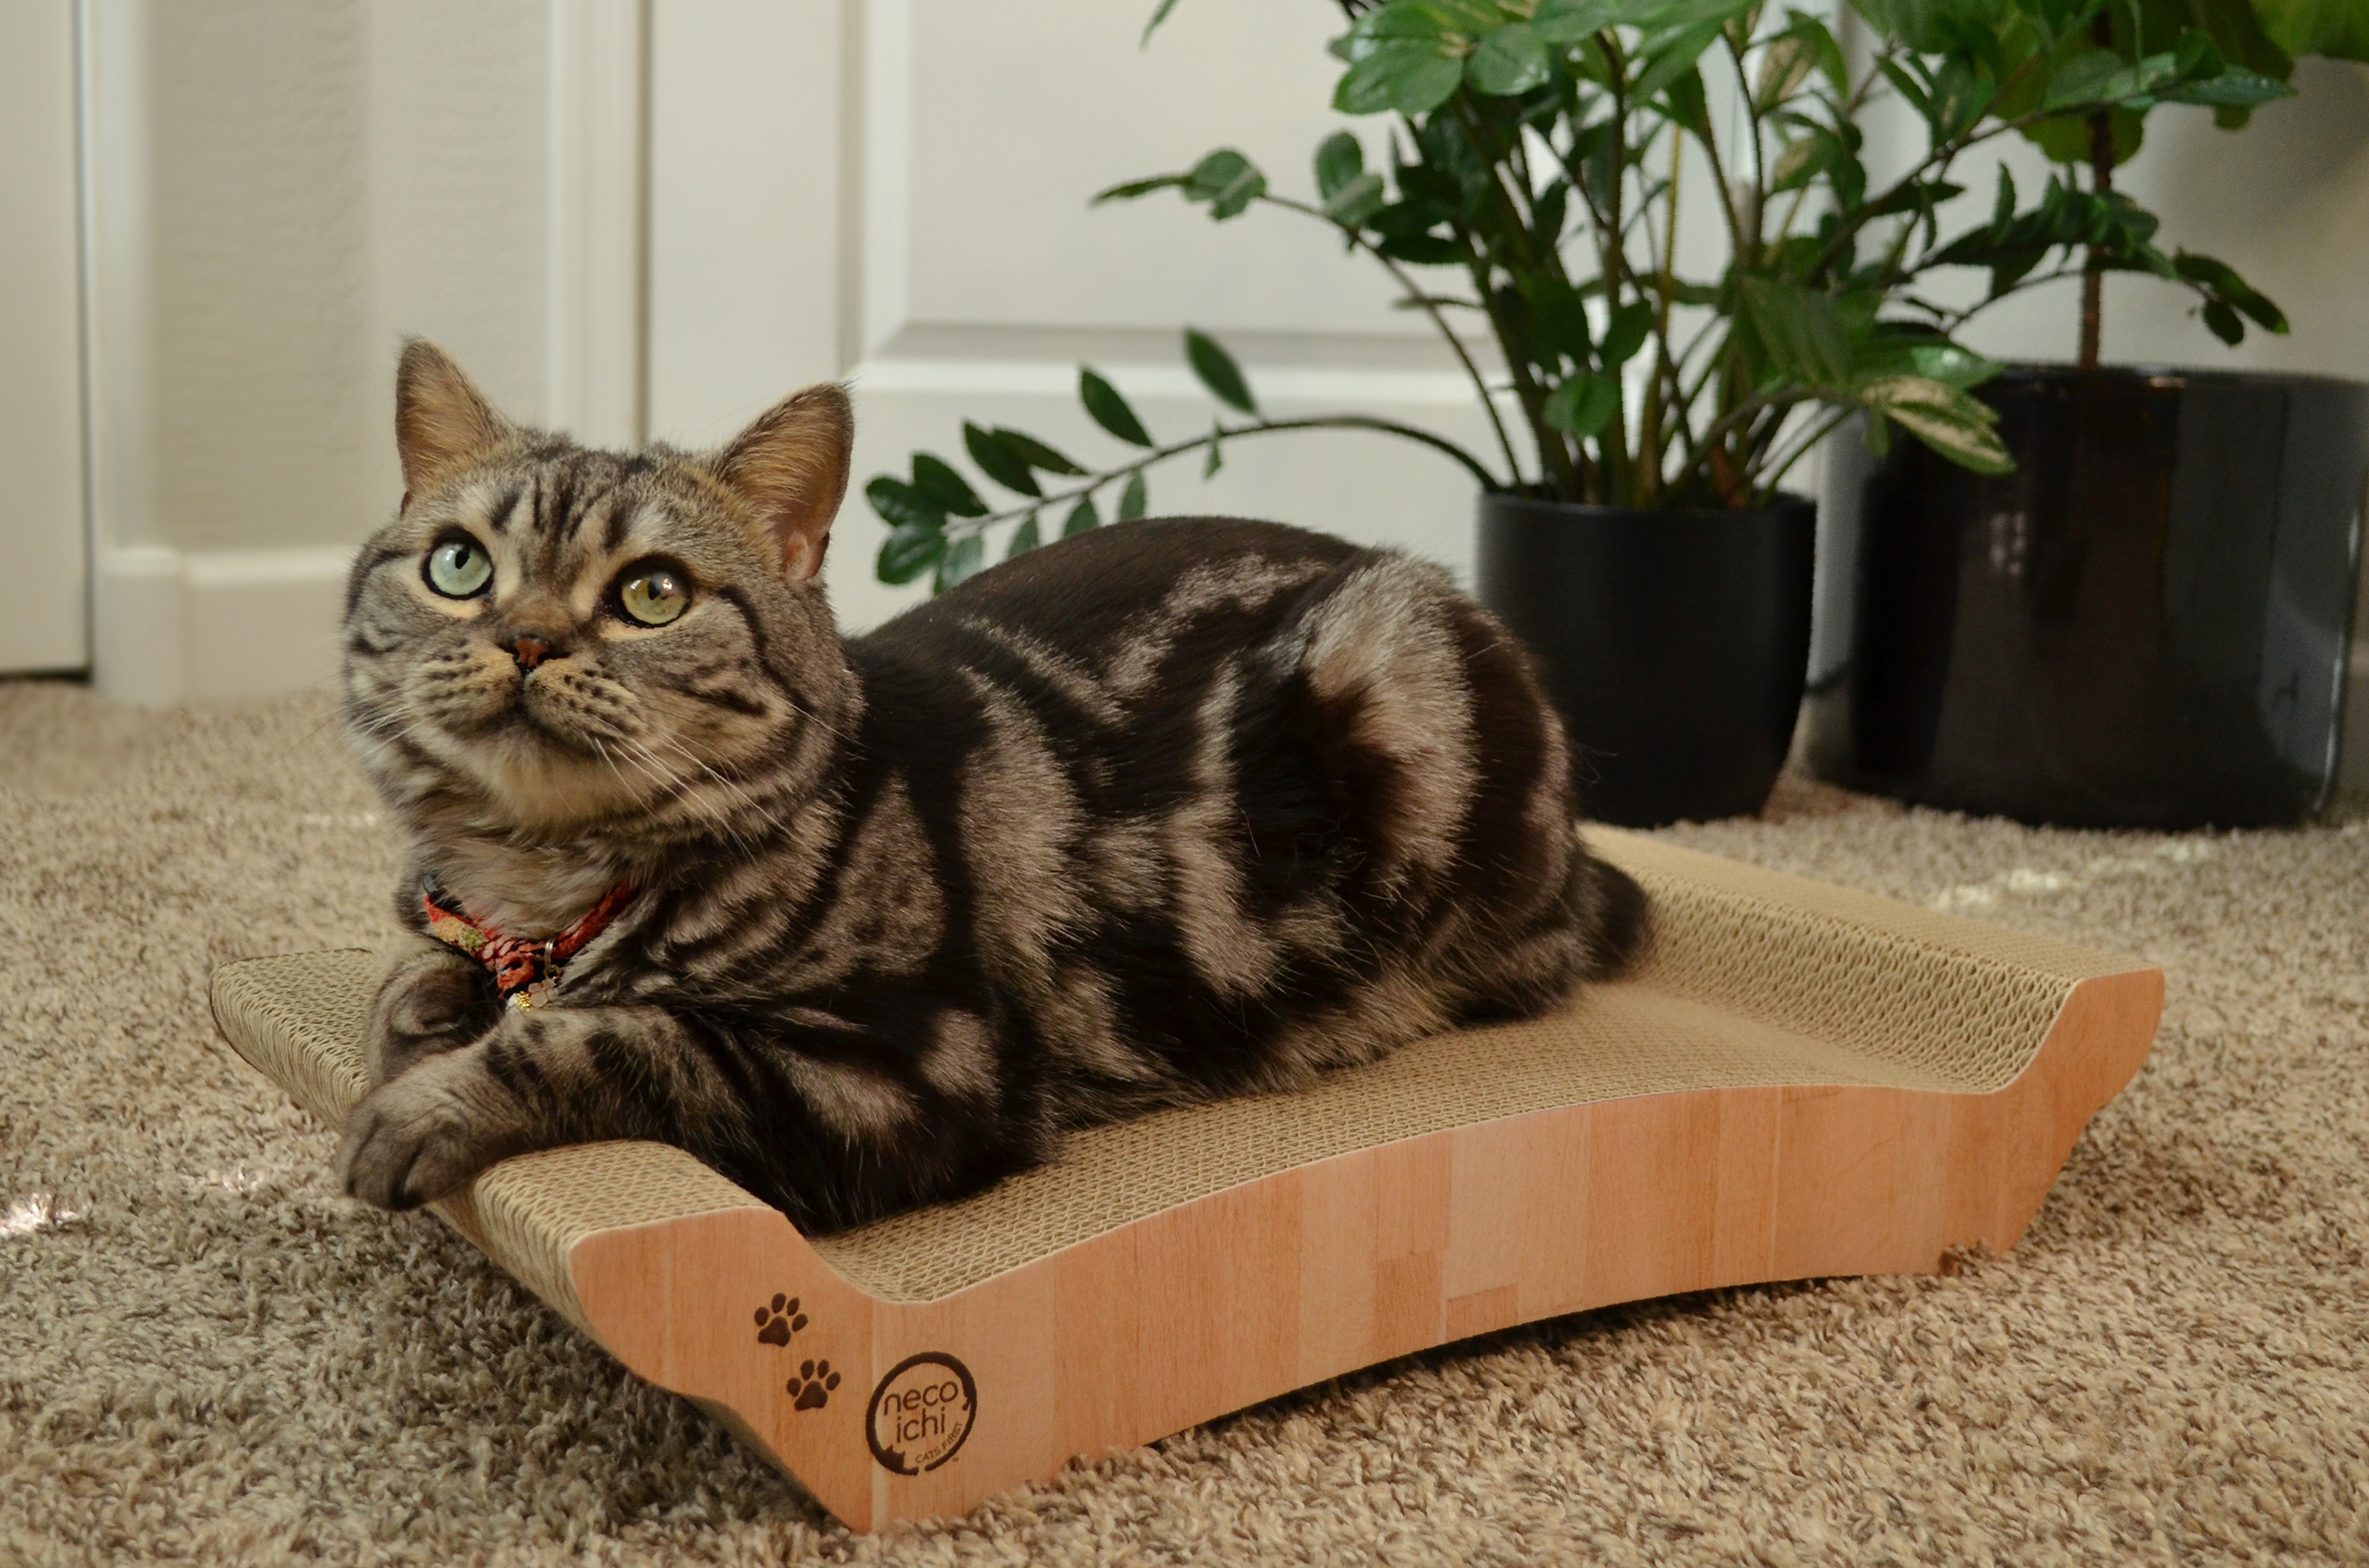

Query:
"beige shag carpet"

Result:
[[2, 678, 2365, 1566]]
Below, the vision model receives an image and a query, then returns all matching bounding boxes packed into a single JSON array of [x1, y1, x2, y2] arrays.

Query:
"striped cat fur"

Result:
[[335, 341, 1648, 1233]]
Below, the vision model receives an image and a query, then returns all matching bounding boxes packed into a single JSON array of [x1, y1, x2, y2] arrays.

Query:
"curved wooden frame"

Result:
[[211, 839, 2162, 1532]]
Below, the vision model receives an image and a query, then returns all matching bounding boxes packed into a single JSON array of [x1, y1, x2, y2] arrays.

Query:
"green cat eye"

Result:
[[424, 537, 493, 599], [616, 561, 690, 627]]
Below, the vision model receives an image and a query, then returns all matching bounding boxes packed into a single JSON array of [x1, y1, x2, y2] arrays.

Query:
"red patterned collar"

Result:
[[420, 878, 637, 1010]]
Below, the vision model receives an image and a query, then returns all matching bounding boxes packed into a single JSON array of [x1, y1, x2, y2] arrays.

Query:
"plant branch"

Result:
[[1258, 191, 1523, 485], [948, 413, 1504, 533]]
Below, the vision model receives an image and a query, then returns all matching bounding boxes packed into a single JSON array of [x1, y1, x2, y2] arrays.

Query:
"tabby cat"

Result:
[[336, 341, 1648, 1232]]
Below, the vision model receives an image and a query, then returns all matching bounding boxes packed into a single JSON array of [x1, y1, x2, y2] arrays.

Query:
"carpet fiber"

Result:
[[3, 679, 2364, 1564]]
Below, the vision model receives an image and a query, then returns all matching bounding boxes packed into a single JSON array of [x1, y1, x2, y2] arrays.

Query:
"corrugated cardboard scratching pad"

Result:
[[210, 831, 2162, 1531]]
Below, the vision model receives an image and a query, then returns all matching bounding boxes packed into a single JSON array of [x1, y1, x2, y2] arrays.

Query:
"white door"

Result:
[[647, 0, 1502, 635], [0, 1, 90, 674]]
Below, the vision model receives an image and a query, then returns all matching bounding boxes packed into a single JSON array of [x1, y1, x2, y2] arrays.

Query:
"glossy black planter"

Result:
[[1478, 493, 1814, 827], [1804, 366, 2369, 828]]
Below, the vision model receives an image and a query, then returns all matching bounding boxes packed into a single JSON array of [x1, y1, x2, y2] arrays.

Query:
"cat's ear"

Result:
[[710, 384, 853, 583], [394, 339, 515, 508]]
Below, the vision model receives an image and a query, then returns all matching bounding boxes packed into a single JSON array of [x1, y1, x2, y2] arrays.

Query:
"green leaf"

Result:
[[1315, 130, 1365, 200], [1080, 369, 1154, 447], [1336, 41, 1469, 115], [1769, 130, 1836, 192], [1334, 0, 1478, 63], [1857, 375, 2012, 474], [2159, 65, 2295, 106], [1520, 273, 1594, 364], [1754, 35, 1816, 110], [963, 422, 1041, 497], [2255, 0, 2369, 61], [877, 520, 946, 585], [2042, 50, 2159, 111], [1062, 495, 1102, 536], [1927, 58, 1995, 141], [1006, 513, 1041, 559], [1092, 173, 1189, 205], [2201, 299, 2245, 345], [1876, 55, 1933, 119], [1374, 230, 1465, 265], [1740, 277, 1850, 387], [1851, 329, 2003, 391], [1662, 65, 1712, 137], [1630, 20, 1724, 102], [1598, 299, 1655, 366], [1117, 471, 1149, 521], [1321, 170, 1389, 226], [992, 428, 1087, 477], [1623, 0, 1758, 31], [2174, 250, 2289, 332], [865, 475, 946, 533], [1906, 341, 2004, 388], [911, 455, 989, 518], [1849, 0, 2005, 57], [1543, 372, 1622, 438], [1468, 23, 1550, 95], [934, 532, 985, 593], [1184, 328, 1257, 415], [1533, 0, 1621, 45], [1141, 0, 1181, 47], [1183, 148, 1268, 219]]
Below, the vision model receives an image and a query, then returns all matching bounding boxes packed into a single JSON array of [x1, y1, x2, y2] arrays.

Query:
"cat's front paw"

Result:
[[337, 1051, 517, 1210], [367, 941, 501, 1083]]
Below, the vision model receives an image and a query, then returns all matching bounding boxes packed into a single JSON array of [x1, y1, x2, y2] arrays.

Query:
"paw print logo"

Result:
[[754, 1293, 807, 1346], [787, 1359, 841, 1411]]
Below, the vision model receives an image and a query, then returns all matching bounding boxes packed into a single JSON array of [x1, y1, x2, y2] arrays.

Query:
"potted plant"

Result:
[[865, 0, 2290, 826], [1804, 0, 2369, 827]]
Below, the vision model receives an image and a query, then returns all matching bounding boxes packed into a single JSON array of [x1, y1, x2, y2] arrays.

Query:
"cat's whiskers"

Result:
[[617, 734, 772, 861], [642, 731, 791, 842]]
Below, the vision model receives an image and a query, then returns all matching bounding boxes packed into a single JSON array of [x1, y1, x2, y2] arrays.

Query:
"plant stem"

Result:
[[1756, 404, 1857, 497], [948, 413, 1503, 533], [2080, 110, 2112, 370], [1257, 192, 1524, 487], [1447, 98, 1581, 495], [1727, 31, 1769, 253], [2079, 7, 2115, 372]]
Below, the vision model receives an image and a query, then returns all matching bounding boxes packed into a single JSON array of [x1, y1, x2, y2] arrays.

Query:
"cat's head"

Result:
[[342, 340, 856, 849]]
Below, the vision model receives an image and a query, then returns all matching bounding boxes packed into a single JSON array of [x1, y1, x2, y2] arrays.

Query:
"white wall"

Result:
[[0, 2, 87, 674], [71, 0, 606, 703]]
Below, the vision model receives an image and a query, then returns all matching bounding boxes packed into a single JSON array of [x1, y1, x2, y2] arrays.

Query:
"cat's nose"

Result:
[[508, 635, 553, 671]]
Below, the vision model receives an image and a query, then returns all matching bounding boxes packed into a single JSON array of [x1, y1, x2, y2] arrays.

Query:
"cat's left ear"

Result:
[[710, 384, 853, 583]]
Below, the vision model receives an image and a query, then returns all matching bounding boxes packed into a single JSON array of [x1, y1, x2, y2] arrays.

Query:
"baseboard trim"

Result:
[[93, 544, 353, 705]]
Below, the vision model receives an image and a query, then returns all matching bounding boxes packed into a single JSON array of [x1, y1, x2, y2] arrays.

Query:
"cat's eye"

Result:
[[424, 537, 493, 599], [616, 560, 690, 627]]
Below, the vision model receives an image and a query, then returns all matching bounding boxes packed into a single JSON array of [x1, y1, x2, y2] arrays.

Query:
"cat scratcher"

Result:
[[209, 832, 2161, 1532]]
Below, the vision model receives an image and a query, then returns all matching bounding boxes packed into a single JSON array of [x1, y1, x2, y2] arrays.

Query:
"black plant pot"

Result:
[[1804, 366, 2369, 828], [1477, 493, 1815, 828]]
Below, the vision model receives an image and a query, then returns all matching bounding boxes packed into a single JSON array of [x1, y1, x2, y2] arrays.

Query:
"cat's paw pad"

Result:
[[753, 1294, 807, 1346], [787, 1359, 841, 1411]]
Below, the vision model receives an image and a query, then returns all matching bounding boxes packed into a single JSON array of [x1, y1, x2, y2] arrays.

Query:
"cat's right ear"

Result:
[[710, 384, 854, 584], [394, 340, 514, 509]]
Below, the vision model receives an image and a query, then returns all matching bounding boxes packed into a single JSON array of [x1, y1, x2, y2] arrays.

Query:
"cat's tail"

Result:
[[1566, 836, 1651, 981]]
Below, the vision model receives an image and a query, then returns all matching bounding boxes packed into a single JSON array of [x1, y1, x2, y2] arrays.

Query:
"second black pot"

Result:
[[1804, 366, 2368, 828], [1477, 493, 1815, 828]]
